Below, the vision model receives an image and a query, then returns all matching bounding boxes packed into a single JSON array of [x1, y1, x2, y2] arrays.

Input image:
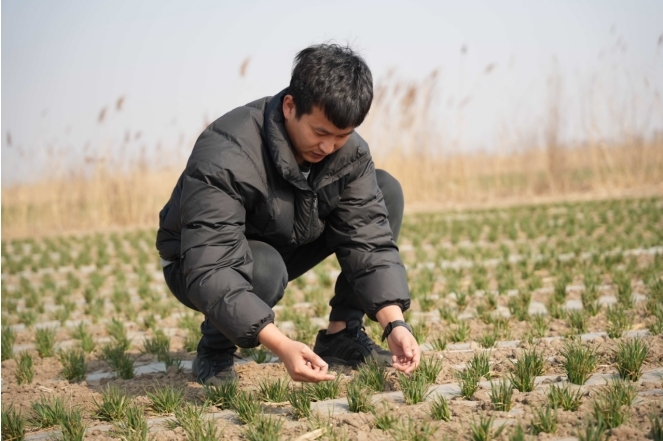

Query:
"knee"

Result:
[[249, 241, 288, 307], [376, 169, 404, 211]]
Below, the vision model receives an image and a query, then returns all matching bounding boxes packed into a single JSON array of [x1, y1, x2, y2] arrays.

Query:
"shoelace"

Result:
[[349, 325, 383, 351]]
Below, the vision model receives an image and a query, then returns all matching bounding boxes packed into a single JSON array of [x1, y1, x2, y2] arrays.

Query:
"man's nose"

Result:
[[319, 140, 335, 154]]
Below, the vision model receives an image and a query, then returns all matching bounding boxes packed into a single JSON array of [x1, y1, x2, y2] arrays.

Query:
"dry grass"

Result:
[[2, 67, 662, 239]]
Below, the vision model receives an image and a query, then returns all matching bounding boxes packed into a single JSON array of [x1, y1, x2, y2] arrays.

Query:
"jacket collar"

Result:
[[263, 89, 310, 190]]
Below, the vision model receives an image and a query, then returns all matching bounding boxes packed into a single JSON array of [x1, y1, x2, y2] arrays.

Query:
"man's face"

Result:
[[282, 94, 354, 165]]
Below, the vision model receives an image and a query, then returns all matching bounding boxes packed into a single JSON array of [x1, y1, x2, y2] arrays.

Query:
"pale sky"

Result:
[[2, 0, 662, 183]]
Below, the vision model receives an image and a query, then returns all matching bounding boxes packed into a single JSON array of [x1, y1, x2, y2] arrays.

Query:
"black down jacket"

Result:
[[156, 89, 410, 348]]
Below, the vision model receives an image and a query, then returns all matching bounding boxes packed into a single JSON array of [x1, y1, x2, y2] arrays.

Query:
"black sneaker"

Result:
[[192, 342, 238, 385], [313, 319, 392, 368]]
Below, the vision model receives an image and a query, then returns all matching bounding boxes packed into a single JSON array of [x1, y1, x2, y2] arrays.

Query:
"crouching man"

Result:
[[156, 43, 421, 384]]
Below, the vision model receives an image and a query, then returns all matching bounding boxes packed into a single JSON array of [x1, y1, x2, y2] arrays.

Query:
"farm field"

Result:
[[2, 196, 663, 441]]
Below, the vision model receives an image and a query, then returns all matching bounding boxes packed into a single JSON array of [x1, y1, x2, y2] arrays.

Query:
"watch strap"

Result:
[[381, 320, 413, 342]]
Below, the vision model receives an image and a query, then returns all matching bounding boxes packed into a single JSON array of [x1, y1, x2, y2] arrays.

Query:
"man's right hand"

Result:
[[258, 323, 335, 383]]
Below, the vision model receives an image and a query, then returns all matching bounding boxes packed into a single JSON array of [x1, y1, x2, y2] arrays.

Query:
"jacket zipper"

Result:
[[306, 193, 318, 243]]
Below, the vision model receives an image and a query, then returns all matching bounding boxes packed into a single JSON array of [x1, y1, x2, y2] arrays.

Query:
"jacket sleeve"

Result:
[[325, 157, 411, 321], [179, 161, 274, 348]]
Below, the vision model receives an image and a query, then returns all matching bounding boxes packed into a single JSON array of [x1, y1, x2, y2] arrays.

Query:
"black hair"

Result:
[[289, 44, 373, 129]]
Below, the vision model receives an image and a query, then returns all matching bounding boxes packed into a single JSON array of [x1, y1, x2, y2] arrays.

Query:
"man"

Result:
[[156, 44, 421, 384]]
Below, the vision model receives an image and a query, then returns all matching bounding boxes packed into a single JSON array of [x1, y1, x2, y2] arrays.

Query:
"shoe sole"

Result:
[[192, 355, 237, 385], [322, 356, 361, 368]]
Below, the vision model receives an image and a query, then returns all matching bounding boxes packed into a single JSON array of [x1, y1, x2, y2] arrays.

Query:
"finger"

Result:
[[303, 347, 329, 370]]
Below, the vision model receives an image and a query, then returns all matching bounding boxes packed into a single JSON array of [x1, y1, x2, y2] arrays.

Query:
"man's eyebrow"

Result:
[[313, 126, 353, 136]]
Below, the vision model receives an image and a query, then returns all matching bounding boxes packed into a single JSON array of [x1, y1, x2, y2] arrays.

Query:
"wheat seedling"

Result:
[[93, 385, 130, 421], [489, 379, 513, 412], [15, 351, 34, 385], [1, 404, 26, 441], [146, 383, 184, 415], [614, 337, 648, 381], [29, 396, 67, 428], [561, 340, 598, 385], [398, 371, 432, 405], [204, 378, 238, 410], [467, 351, 491, 379], [257, 377, 289, 403], [355, 356, 387, 392], [306, 374, 341, 401], [418, 354, 443, 384], [35, 327, 57, 358], [371, 401, 397, 430], [429, 394, 451, 421], [111, 405, 150, 441], [243, 414, 283, 441], [509, 348, 545, 392], [1, 325, 16, 361], [456, 368, 480, 400], [57, 348, 87, 382], [346, 379, 373, 413], [470, 415, 505, 441], [70, 323, 96, 353], [547, 383, 583, 411], [287, 386, 311, 419], [530, 405, 558, 435]]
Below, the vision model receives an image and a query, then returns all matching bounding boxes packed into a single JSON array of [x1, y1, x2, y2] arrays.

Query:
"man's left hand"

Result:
[[387, 326, 421, 374]]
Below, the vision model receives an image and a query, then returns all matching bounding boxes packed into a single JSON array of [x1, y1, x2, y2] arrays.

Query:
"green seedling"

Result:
[[438, 305, 458, 324], [456, 368, 480, 399], [548, 383, 583, 411], [70, 323, 96, 353], [168, 402, 219, 441], [430, 336, 447, 351], [508, 423, 526, 441], [470, 415, 505, 441], [530, 314, 548, 338], [509, 347, 545, 392], [306, 374, 341, 401], [1, 404, 26, 441], [251, 346, 272, 363], [1, 325, 16, 361], [54, 406, 86, 441], [146, 383, 184, 414], [142, 313, 157, 330], [35, 327, 57, 358], [100, 343, 134, 380], [650, 412, 663, 441], [258, 377, 289, 403], [233, 390, 262, 424], [591, 384, 630, 429], [603, 378, 637, 407], [478, 330, 497, 348], [530, 405, 558, 435], [141, 329, 170, 361], [489, 379, 513, 412], [111, 405, 149, 441], [57, 348, 87, 382], [606, 305, 633, 338], [398, 371, 432, 405], [429, 394, 451, 421], [204, 378, 238, 410], [467, 351, 491, 379], [576, 417, 607, 441], [287, 386, 311, 419], [566, 309, 589, 334], [412, 321, 430, 344], [355, 356, 387, 392], [418, 354, 443, 384], [507, 290, 531, 321], [614, 337, 648, 381], [448, 321, 470, 343], [15, 351, 34, 385], [106, 318, 130, 350], [93, 385, 130, 421], [346, 380, 373, 413], [29, 396, 67, 428], [371, 401, 397, 429], [581, 286, 601, 316], [243, 414, 282, 441], [561, 340, 598, 385], [391, 416, 437, 441], [18, 311, 37, 328]]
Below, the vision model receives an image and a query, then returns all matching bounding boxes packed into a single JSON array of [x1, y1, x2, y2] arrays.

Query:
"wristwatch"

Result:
[[381, 320, 413, 342]]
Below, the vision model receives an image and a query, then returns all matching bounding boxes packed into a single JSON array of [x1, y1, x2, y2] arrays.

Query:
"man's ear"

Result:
[[282, 95, 296, 121]]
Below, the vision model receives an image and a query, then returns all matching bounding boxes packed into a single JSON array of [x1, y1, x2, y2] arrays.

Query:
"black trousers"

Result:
[[163, 169, 404, 352]]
